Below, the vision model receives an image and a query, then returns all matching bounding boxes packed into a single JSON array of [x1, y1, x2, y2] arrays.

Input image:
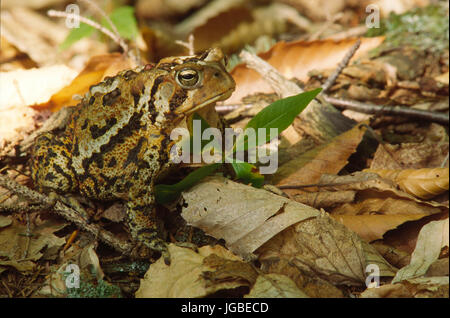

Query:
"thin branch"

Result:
[[278, 181, 362, 190], [47, 9, 129, 55], [80, 0, 121, 39], [175, 34, 195, 55], [320, 38, 361, 94], [324, 96, 449, 125]]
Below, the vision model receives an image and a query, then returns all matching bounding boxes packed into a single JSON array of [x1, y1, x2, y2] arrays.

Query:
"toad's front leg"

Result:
[[126, 199, 170, 264]]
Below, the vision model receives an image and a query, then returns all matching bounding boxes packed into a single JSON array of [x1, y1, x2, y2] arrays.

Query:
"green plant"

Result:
[[60, 6, 138, 50], [154, 88, 322, 204]]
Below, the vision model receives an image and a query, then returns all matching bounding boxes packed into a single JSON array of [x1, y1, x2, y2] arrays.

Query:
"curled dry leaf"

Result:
[[320, 172, 448, 211], [181, 176, 320, 258], [331, 214, 427, 242], [244, 273, 308, 298], [364, 168, 449, 199], [317, 172, 448, 242], [257, 213, 397, 287], [135, 244, 257, 298], [229, 37, 385, 103], [392, 218, 449, 283]]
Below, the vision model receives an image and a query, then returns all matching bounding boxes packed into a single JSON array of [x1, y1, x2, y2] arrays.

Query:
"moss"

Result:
[[366, 4, 449, 54]]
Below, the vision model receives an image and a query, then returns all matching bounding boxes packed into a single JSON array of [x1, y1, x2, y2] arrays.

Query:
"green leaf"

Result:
[[155, 164, 220, 204], [234, 88, 322, 151], [59, 22, 95, 50], [230, 161, 264, 188], [107, 6, 138, 40]]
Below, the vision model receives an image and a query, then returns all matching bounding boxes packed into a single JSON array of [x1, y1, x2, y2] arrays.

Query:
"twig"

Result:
[[0, 175, 134, 256], [320, 38, 361, 94], [278, 181, 362, 190], [80, 0, 120, 40], [47, 9, 129, 55], [324, 96, 449, 125], [175, 34, 195, 55]]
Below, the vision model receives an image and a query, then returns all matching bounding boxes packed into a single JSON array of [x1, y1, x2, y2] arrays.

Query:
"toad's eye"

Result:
[[176, 69, 201, 88]]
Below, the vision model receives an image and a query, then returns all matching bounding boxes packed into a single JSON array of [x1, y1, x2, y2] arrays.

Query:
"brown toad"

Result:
[[30, 48, 235, 263]]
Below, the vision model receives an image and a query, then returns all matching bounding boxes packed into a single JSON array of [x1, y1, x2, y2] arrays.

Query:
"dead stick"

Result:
[[324, 96, 449, 125], [320, 39, 361, 94]]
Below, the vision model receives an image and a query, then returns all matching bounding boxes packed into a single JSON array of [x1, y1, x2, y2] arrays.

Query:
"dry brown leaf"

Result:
[[257, 212, 397, 287], [371, 242, 411, 269], [272, 122, 368, 195], [320, 172, 448, 211], [135, 244, 255, 298], [257, 258, 344, 297], [392, 218, 449, 283], [360, 277, 449, 298], [181, 176, 320, 258], [293, 190, 355, 209], [244, 273, 308, 298], [332, 197, 442, 216], [0, 65, 77, 146], [320, 171, 447, 240], [364, 168, 449, 199], [331, 214, 427, 242], [370, 142, 449, 170], [228, 37, 385, 103], [0, 217, 66, 273], [34, 53, 135, 112]]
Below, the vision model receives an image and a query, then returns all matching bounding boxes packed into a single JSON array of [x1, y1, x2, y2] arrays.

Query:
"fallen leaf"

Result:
[[135, 244, 254, 298], [229, 37, 385, 103], [244, 273, 308, 298], [319, 172, 448, 212], [181, 176, 320, 258], [271, 122, 368, 195], [331, 214, 427, 242], [364, 168, 449, 199], [360, 277, 449, 298], [257, 212, 397, 287], [0, 217, 66, 273], [370, 142, 449, 170], [392, 218, 449, 283]]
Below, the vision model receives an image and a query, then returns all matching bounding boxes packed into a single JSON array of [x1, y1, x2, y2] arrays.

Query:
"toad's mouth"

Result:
[[182, 88, 234, 115]]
